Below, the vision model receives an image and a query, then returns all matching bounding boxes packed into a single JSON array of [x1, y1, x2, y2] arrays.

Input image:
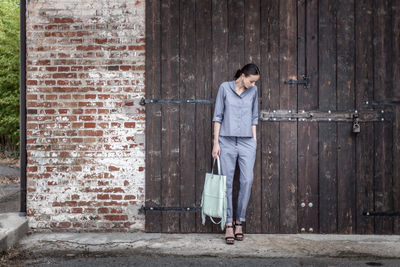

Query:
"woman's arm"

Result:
[[212, 122, 221, 158], [214, 122, 221, 144], [252, 87, 258, 140], [252, 125, 257, 140]]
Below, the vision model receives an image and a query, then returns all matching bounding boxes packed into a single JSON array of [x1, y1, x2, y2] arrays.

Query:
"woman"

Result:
[[212, 63, 260, 245]]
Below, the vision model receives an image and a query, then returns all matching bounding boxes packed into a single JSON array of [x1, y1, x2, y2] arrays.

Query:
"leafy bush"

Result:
[[0, 0, 20, 156]]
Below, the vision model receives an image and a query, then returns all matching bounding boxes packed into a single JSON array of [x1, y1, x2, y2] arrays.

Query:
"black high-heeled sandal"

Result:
[[225, 225, 235, 245], [234, 222, 244, 241]]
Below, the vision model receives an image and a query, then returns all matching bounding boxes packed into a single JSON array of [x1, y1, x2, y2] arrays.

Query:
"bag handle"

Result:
[[211, 155, 222, 175]]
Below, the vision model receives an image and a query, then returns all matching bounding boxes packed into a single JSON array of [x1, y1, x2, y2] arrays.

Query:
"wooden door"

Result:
[[145, 0, 400, 234]]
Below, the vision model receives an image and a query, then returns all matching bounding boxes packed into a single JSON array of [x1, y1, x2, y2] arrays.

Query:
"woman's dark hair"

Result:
[[234, 63, 260, 80]]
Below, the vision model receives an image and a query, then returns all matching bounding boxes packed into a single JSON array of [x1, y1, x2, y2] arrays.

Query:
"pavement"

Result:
[[0, 162, 20, 214], [0, 163, 19, 178], [0, 183, 20, 213], [15, 232, 400, 259], [0, 232, 399, 266]]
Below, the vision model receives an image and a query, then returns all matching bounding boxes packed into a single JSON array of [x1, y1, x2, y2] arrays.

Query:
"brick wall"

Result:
[[25, 0, 146, 231]]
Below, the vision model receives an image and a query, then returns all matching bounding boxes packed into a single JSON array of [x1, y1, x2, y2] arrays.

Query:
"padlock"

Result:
[[353, 121, 360, 133], [352, 115, 360, 133]]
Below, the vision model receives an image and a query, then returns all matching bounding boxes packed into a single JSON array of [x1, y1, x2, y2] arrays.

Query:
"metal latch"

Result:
[[284, 75, 310, 88]]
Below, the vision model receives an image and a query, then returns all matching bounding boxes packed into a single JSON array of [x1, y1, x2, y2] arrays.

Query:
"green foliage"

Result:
[[0, 0, 20, 155]]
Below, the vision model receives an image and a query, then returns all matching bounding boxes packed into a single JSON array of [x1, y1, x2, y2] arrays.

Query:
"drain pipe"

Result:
[[19, 0, 27, 216]]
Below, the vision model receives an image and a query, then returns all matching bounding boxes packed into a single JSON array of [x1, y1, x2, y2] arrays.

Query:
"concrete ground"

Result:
[[0, 163, 19, 178], [5, 254, 400, 267], [16, 232, 400, 258], [0, 162, 20, 214], [1, 232, 399, 266], [0, 184, 19, 213]]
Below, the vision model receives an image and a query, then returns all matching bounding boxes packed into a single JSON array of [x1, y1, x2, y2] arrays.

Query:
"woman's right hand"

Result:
[[212, 142, 221, 158]]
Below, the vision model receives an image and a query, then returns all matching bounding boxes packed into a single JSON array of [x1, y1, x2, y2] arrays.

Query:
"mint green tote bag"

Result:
[[201, 155, 227, 230]]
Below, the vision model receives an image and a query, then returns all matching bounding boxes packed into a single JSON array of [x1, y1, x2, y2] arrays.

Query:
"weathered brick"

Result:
[[104, 215, 128, 221], [26, 0, 146, 232]]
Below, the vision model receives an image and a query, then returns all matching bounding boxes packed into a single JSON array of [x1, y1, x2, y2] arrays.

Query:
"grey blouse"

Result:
[[212, 80, 258, 137]]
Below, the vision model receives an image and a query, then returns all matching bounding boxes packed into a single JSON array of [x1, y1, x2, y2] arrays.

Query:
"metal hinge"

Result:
[[362, 100, 400, 106], [139, 205, 201, 213], [363, 211, 400, 217], [259, 109, 393, 122], [140, 97, 215, 106]]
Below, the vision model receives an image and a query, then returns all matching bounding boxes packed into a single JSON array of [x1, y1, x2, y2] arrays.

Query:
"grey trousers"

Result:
[[218, 136, 257, 223]]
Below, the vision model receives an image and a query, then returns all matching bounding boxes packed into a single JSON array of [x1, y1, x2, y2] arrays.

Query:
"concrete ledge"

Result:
[[0, 212, 29, 252]]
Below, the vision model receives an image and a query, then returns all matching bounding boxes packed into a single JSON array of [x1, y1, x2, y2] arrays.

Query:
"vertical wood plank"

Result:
[[228, 0, 245, 75], [297, 0, 319, 234], [195, 0, 214, 233], [244, 0, 261, 234], [318, 0, 337, 234], [260, 0, 280, 233], [179, 0, 196, 233], [393, 0, 400, 234], [145, 0, 162, 233], [337, 0, 356, 234], [211, 0, 229, 142], [373, 0, 393, 234], [227, 0, 245, 230], [393, 1, 400, 100], [160, 0, 180, 233], [394, 105, 400, 234], [355, 0, 374, 234], [279, 0, 298, 234]]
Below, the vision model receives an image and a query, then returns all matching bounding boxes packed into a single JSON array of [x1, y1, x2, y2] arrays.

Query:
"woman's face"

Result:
[[242, 74, 260, 89]]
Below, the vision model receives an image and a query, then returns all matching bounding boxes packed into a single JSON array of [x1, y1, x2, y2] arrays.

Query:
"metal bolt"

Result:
[[308, 202, 313, 208], [300, 202, 306, 208], [309, 227, 314, 232]]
